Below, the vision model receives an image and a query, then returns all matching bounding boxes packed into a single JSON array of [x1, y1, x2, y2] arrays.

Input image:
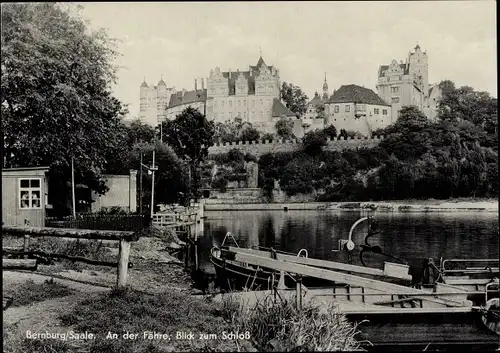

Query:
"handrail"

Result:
[[221, 232, 239, 248], [297, 249, 308, 258], [442, 258, 499, 274]]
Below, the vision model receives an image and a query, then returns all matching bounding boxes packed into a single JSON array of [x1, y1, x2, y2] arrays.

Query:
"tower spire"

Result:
[[260, 46, 262, 57], [324, 72, 327, 82]]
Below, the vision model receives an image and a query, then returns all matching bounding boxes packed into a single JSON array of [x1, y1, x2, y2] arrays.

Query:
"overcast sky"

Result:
[[78, 1, 497, 119]]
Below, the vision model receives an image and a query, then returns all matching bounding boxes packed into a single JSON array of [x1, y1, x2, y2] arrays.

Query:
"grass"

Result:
[[58, 288, 240, 353], [220, 292, 367, 351], [8, 279, 76, 307]]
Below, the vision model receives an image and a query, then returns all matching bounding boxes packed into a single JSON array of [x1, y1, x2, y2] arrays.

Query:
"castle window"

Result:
[[252, 100, 255, 107], [221, 101, 224, 107], [391, 97, 400, 103], [238, 100, 241, 107], [382, 109, 388, 115], [374, 108, 380, 114], [260, 111, 263, 117], [260, 99, 263, 106], [345, 105, 350, 112], [244, 100, 246, 106], [244, 112, 247, 119], [229, 101, 232, 108], [266, 99, 270, 106], [221, 113, 224, 120], [334, 105, 339, 113], [391, 86, 399, 93]]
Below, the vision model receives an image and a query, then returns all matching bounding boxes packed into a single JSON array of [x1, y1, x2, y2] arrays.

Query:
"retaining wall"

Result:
[[207, 136, 384, 157]]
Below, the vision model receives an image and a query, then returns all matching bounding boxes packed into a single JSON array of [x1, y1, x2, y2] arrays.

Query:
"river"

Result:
[[198, 210, 499, 271]]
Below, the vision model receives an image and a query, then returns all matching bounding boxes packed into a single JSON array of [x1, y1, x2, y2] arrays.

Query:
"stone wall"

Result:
[[207, 136, 384, 158]]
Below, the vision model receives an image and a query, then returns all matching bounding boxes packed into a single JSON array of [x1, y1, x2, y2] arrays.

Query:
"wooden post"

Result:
[[296, 276, 302, 309], [116, 239, 131, 289], [277, 271, 286, 289], [23, 234, 30, 259]]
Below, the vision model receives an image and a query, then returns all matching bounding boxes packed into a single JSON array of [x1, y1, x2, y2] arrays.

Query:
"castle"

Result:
[[205, 56, 295, 131], [376, 43, 441, 121], [139, 44, 441, 131], [139, 76, 176, 126]]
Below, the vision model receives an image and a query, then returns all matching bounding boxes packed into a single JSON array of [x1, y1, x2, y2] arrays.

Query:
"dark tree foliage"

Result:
[[1, 3, 126, 215], [280, 82, 309, 117], [161, 107, 215, 201]]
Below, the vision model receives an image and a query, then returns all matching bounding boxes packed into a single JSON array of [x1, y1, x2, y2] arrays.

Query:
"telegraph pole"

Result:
[[71, 157, 76, 218], [139, 153, 143, 215], [150, 150, 157, 221]]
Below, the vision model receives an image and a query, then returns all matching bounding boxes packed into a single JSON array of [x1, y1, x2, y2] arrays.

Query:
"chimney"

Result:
[[195, 79, 198, 91], [202, 78, 204, 90]]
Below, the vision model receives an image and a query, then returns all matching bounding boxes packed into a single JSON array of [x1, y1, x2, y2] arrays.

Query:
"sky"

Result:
[[78, 1, 497, 119]]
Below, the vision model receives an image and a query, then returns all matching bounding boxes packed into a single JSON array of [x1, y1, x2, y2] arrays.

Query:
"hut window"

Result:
[[19, 178, 42, 209]]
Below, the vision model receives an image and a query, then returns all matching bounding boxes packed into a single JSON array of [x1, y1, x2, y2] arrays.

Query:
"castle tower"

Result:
[[408, 43, 429, 97], [139, 78, 149, 120], [322, 73, 329, 100], [156, 75, 167, 122]]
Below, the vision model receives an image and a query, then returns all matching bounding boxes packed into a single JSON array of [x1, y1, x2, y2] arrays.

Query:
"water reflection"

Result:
[[201, 210, 499, 271]]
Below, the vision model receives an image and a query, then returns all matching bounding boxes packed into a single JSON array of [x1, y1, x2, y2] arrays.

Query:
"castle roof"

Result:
[[158, 78, 166, 86], [308, 92, 326, 108], [327, 84, 390, 107], [271, 98, 296, 118], [378, 63, 410, 78], [257, 56, 266, 67], [141, 81, 149, 88], [168, 89, 207, 108]]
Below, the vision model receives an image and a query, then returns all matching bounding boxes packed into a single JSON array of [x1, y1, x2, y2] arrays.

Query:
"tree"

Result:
[[104, 119, 156, 175], [240, 126, 260, 142], [315, 105, 326, 120], [280, 82, 309, 117], [161, 107, 215, 201], [321, 124, 337, 139], [302, 130, 327, 156], [275, 116, 295, 140], [437, 82, 497, 135], [131, 141, 187, 210], [1, 3, 126, 215]]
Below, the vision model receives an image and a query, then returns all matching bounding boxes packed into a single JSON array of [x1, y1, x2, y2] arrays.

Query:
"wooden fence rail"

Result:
[[2, 226, 139, 289]]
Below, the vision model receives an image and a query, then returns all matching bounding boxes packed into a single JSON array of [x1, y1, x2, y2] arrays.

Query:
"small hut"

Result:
[[2, 167, 50, 227]]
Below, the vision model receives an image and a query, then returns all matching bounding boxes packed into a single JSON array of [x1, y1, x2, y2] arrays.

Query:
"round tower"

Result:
[[140, 78, 149, 117], [157, 75, 167, 120]]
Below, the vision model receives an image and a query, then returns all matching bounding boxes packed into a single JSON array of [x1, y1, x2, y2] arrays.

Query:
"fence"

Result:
[[2, 226, 138, 289], [45, 214, 150, 232]]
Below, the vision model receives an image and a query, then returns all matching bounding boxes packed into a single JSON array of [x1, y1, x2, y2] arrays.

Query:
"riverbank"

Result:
[[203, 198, 498, 212]]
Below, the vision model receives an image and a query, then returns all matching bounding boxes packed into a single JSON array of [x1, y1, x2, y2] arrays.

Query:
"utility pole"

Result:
[[141, 150, 158, 221], [71, 157, 76, 218], [150, 150, 156, 220], [139, 153, 143, 215]]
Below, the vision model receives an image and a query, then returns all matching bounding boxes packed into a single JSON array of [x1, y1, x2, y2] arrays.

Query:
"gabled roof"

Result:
[[257, 56, 266, 67], [307, 93, 325, 108], [378, 63, 410, 78], [326, 84, 390, 107], [168, 89, 207, 108], [271, 98, 296, 118]]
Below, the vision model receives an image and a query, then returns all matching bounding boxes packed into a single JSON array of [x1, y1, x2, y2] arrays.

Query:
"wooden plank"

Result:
[[116, 239, 131, 289], [226, 246, 412, 281], [228, 252, 470, 308], [339, 306, 475, 315], [2, 226, 137, 241], [3, 259, 37, 270]]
